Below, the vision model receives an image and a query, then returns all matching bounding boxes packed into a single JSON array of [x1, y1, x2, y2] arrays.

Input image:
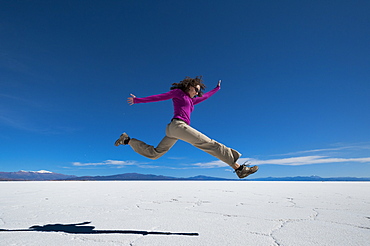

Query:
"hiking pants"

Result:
[[129, 119, 241, 167]]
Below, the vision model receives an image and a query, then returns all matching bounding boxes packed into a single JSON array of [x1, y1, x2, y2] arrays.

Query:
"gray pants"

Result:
[[129, 119, 241, 167]]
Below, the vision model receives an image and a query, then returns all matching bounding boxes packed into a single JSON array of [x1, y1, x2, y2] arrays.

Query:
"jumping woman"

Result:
[[115, 76, 258, 179]]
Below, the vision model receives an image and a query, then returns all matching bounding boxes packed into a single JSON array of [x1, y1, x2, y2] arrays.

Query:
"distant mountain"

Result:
[[0, 171, 76, 181], [1, 171, 369, 181], [188, 175, 232, 181], [249, 175, 370, 182], [65, 173, 231, 181], [0, 171, 228, 181], [69, 173, 180, 181]]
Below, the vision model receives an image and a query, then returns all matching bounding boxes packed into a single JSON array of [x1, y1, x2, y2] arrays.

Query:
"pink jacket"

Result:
[[133, 86, 220, 125]]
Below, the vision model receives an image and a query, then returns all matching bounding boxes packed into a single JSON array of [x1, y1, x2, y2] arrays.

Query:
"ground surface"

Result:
[[0, 181, 369, 245]]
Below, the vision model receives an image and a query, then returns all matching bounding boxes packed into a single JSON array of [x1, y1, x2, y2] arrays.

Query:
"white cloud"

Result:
[[73, 160, 137, 167], [190, 155, 370, 168], [72, 145, 370, 169], [277, 144, 370, 156], [278, 147, 353, 156], [167, 156, 187, 160], [249, 156, 370, 166], [246, 143, 370, 166], [192, 160, 228, 168]]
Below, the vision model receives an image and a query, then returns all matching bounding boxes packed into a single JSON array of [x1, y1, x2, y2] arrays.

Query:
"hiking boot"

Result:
[[114, 132, 130, 146], [235, 164, 258, 179]]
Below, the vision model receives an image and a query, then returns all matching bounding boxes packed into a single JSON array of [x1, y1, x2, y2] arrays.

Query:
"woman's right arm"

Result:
[[127, 90, 177, 105]]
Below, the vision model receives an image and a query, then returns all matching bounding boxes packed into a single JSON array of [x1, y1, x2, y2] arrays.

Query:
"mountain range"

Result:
[[1, 171, 370, 181], [0, 170, 76, 181], [0, 171, 229, 181]]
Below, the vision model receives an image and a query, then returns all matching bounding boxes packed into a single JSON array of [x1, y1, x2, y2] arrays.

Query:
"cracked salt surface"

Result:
[[0, 181, 369, 245]]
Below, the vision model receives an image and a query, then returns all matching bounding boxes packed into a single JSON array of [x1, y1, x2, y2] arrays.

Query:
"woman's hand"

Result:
[[127, 94, 136, 105], [217, 80, 222, 87]]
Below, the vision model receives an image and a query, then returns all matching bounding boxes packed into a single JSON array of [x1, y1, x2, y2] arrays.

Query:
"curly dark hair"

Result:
[[170, 76, 206, 97]]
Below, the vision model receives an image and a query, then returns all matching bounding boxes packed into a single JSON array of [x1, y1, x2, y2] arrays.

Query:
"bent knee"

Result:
[[148, 155, 160, 160], [145, 153, 164, 160]]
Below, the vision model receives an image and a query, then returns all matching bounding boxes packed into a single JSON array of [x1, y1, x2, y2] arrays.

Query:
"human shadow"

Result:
[[0, 221, 199, 236]]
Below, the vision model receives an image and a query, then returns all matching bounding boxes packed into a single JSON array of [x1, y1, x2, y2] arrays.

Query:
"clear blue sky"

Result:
[[1, 0, 369, 179]]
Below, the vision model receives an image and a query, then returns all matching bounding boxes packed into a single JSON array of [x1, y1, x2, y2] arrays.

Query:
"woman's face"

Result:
[[188, 85, 200, 98]]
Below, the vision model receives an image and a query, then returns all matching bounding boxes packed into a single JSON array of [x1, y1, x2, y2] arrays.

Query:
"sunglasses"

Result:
[[193, 87, 199, 93]]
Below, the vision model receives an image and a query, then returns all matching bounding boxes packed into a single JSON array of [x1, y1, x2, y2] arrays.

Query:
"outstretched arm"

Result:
[[127, 90, 177, 105], [193, 80, 221, 105]]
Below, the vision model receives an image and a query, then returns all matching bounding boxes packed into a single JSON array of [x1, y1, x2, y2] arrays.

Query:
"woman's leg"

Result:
[[167, 120, 241, 168], [129, 135, 177, 160]]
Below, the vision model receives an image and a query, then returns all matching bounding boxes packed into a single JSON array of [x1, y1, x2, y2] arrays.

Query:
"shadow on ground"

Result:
[[0, 221, 199, 236]]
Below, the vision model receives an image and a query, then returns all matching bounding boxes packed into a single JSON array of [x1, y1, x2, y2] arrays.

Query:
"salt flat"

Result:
[[0, 181, 369, 246]]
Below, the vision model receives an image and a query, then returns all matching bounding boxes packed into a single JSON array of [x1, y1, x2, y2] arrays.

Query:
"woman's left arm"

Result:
[[193, 80, 221, 105]]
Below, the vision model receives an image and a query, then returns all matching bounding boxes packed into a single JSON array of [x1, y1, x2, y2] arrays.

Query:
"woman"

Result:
[[115, 76, 258, 178]]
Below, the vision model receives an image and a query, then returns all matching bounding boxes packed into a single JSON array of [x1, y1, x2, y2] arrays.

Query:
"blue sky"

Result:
[[1, 0, 369, 179]]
